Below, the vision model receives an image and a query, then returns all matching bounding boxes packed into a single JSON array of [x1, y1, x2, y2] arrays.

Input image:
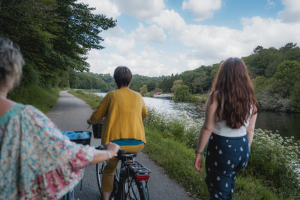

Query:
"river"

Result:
[[95, 93, 300, 140]]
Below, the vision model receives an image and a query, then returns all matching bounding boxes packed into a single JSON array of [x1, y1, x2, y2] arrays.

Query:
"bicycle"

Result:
[[95, 146, 151, 200]]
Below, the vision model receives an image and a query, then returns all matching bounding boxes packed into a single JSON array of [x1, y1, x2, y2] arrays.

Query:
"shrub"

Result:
[[144, 107, 300, 198], [245, 129, 300, 197]]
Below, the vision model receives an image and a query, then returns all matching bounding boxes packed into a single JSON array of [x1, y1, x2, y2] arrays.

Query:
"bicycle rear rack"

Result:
[[128, 161, 151, 179]]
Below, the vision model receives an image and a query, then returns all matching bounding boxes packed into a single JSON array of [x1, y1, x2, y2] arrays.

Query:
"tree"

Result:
[[171, 80, 183, 92], [146, 80, 156, 91], [291, 82, 300, 111], [274, 61, 300, 97], [140, 85, 148, 96], [174, 85, 190, 101], [0, 0, 116, 86]]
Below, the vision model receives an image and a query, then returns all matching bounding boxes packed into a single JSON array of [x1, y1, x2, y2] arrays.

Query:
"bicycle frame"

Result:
[[111, 154, 151, 200]]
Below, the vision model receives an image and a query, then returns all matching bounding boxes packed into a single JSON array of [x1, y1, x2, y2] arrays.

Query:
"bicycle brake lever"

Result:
[[87, 124, 91, 129]]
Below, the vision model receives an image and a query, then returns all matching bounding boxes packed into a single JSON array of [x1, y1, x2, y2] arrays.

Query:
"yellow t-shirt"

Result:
[[88, 88, 147, 145]]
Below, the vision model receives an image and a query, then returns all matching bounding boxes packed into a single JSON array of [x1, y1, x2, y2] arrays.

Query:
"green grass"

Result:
[[8, 84, 60, 113], [143, 128, 281, 200], [67, 89, 299, 200], [68, 89, 103, 110]]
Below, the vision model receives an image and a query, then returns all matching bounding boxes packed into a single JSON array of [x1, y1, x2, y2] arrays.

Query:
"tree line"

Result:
[[68, 43, 300, 111], [0, 0, 115, 87]]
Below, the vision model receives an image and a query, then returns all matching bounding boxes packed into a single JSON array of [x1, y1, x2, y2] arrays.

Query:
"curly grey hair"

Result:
[[0, 37, 25, 90]]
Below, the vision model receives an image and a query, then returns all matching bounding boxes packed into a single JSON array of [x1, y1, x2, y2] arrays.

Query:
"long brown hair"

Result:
[[209, 57, 258, 129]]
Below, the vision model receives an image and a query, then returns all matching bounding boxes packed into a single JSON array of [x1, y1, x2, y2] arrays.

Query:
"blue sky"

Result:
[[79, 0, 300, 77]]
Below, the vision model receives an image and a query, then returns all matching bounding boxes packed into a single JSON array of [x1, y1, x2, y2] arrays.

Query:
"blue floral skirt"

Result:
[[205, 133, 249, 200]]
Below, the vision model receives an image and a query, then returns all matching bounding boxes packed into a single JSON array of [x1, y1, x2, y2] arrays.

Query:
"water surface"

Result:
[[95, 93, 300, 140]]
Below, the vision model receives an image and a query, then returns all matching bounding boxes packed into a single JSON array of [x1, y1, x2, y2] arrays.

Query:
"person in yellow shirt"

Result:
[[87, 66, 147, 200]]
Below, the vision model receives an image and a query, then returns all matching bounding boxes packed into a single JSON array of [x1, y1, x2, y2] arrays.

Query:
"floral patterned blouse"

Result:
[[0, 103, 96, 200]]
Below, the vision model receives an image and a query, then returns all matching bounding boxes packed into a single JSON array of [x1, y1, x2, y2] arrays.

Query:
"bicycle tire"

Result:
[[124, 175, 149, 200], [96, 162, 106, 197]]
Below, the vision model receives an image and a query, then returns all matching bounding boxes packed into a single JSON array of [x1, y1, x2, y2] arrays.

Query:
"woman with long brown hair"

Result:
[[194, 57, 258, 199]]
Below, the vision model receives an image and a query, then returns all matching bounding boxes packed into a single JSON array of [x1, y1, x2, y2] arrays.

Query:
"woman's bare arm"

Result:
[[194, 92, 218, 172], [89, 143, 120, 166], [246, 112, 257, 148]]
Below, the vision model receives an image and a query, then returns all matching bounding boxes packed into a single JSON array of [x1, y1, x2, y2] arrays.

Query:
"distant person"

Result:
[[194, 57, 258, 199], [87, 66, 147, 200], [0, 36, 120, 199]]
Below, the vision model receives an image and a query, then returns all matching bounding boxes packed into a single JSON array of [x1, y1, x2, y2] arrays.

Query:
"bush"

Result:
[[144, 107, 300, 199], [245, 129, 300, 197], [143, 107, 202, 146]]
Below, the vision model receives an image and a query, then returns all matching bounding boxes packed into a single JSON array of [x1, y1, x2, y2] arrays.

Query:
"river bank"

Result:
[[72, 89, 300, 199]]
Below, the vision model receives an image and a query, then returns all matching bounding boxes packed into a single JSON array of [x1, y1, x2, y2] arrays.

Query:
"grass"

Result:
[[68, 89, 103, 110], [8, 84, 60, 113], [67, 89, 297, 199], [143, 128, 281, 200]]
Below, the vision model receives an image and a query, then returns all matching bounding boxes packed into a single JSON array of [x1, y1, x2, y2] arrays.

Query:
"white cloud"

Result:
[[134, 23, 166, 44], [152, 9, 186, 37], [266, 0, 275, 9], [182, 0, 222, 21], [152, 9, 300, 65], [79, 0, 121, 19], [111, 0, 165, 20], [79, 0, 165, 20], [278, 0, 300, 23], [104, 36, 135, 56]]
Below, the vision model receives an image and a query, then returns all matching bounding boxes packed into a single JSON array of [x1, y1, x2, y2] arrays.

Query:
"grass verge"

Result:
[[8, 84, 60, 113], [143, 128, 280, 200], [67, 89, 103, 110], [67, 89, 290, 199]]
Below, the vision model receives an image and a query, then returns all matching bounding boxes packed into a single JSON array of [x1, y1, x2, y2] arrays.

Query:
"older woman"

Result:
[[0, 37, 120, 200], [88, 66, 147, 200]]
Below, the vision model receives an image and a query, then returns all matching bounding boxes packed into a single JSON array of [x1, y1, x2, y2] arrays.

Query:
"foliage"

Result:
[[140, 85, 148, 96], [274, 61, 300, 98], [152, 88, 163, 94], [69, 89, 293, 200], [68, 89, 103, 110], [8, 84, 59, 113], [0, 0, 116, 86], [252, 76, 269, 93], [143, 108, 290, 199], [174, 85, 198, 102], [171, 80, 183, 92], [291, 82, 300, 111], [246, 129, 300, 197]]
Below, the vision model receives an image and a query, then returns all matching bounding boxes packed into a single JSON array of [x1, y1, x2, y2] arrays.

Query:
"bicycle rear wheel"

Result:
[[96, 162, 106, 197], [124, 176, 149, 200]]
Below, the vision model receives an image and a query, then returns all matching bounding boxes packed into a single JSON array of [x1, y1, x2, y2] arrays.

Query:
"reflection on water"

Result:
[[95, 93, 300, 140]]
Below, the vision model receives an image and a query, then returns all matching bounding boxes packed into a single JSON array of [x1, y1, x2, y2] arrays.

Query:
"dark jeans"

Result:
[[205, 133, 249, 200]]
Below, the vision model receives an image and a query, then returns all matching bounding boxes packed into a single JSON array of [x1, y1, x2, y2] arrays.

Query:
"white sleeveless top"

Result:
[[212, 96, 252, 137]]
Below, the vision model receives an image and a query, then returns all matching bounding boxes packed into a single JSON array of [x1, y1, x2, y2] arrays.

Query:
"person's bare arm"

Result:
[[194, 92, 218, 173], [89, 143, 120, 165], [246, 112, 257, 148]]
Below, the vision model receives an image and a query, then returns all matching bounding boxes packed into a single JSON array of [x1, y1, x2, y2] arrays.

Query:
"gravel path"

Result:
[[47, 91, 195, 200]]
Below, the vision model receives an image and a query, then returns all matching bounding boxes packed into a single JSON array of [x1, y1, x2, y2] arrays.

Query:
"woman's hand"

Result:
[[104, 142, 120, 158], [194, 154, 203, 173]]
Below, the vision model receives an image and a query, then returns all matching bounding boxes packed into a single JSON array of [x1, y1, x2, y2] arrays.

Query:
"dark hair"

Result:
[[113, 66, 132, 88], [209, 57, 258, 129]]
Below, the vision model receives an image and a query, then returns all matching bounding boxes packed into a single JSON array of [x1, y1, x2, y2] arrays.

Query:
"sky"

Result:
[[78, 0, 300, 77]]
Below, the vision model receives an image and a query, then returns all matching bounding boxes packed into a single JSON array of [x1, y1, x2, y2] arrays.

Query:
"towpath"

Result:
[[47, 91, 194, 200]]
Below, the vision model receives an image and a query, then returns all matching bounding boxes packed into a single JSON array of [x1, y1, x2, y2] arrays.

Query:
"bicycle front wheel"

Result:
[[96, 162, 106, 197], [124, 176, 149, 200]]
